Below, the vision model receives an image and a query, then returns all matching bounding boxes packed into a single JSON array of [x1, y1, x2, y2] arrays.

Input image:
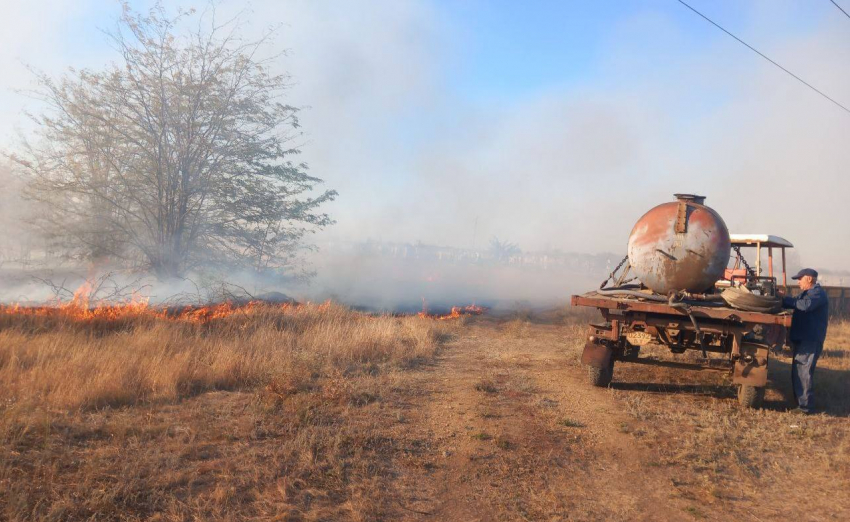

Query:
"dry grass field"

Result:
[[1, 303, 848, 521], [0, 303, 454, 521]]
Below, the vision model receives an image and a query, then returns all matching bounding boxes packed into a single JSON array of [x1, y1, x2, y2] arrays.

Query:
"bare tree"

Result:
[[10, 3, 336, 278]]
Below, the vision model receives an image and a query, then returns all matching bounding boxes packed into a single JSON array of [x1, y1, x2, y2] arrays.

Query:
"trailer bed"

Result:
[[571, 292, 792, 327]]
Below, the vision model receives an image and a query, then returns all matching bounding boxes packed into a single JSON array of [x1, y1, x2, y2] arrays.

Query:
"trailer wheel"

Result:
[[737, 384, 764, 409], [587, 360, 614, 387]]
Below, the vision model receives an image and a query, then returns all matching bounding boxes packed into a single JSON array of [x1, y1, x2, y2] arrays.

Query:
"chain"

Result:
[[732, 245, 757, 280], [600, 254, 630, 289]]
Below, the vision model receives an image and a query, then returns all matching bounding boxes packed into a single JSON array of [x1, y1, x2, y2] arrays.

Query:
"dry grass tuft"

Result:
[[501, 317, 531, 338], [474, 378, 499, 394], [560, 418, 584, 428]]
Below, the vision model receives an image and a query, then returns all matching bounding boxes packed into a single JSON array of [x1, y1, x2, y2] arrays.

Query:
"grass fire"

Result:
[[2, 299, 849, 520], [0, 299, 458, 520], [1, 1, 850, 521]]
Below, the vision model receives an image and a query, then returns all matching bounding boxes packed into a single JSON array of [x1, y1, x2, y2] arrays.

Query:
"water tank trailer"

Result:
[[571, 194, 794, 408]]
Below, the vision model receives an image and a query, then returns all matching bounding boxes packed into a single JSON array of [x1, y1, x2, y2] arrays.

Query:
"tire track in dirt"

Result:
[[391, 319, 691, 521]]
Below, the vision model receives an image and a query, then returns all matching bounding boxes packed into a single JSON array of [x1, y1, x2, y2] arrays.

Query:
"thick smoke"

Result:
[[1, 1, 849, 307], [265, 0, 850, 269]]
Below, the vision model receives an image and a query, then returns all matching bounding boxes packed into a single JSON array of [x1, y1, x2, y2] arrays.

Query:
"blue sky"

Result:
[[443, 1, 828, 99], [2, 1, 850, 270], [14, 1, 835, 104]]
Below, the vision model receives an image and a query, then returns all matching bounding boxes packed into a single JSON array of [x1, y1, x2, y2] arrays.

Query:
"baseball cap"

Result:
[[791, 268, 818, 280]]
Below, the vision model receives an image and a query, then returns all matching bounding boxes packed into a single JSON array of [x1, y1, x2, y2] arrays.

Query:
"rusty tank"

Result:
[[627, 194, 730, 294]]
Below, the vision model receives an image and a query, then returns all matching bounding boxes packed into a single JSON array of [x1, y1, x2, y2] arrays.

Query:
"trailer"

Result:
[[572, 231, 796, 409], [571, 292, 792, 407]]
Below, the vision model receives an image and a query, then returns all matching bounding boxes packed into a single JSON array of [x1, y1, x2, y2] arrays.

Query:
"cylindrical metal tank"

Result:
[[627, 194, 730, 294]]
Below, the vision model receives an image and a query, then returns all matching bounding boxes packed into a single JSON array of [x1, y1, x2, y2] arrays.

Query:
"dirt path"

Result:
[[389, 319, 694, 521]]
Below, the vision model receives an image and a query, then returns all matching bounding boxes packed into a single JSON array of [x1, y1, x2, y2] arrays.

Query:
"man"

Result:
[[781, 268, 829, 414]]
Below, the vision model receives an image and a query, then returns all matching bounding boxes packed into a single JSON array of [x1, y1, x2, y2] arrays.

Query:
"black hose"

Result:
[[596, 289, 669, 302], [600, 284, 642, 291], [682, 293, 726, 302]]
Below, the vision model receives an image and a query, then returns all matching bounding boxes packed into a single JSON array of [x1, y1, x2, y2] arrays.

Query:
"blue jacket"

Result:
[[783, 283, 829, 344]]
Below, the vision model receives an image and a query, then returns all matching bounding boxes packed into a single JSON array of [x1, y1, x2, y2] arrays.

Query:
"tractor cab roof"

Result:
[[729, 234, 793, 248]]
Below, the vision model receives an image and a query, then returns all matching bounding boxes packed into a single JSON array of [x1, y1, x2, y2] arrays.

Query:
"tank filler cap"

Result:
[[674, 193, 706, 205]]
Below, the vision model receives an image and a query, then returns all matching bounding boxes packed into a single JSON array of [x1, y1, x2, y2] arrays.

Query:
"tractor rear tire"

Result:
[[587, 361, 614, 387], [737, 384, 765, 409]]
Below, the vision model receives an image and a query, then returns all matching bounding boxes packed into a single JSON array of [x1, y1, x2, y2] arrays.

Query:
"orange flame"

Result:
[[0, 278, 303, 324], [417, 302, 485, 320]]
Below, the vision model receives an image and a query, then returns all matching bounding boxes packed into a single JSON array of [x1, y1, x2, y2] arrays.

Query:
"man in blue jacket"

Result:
[[782, 268, 829, 414]]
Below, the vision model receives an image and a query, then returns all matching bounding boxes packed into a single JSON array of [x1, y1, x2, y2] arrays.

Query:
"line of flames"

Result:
[[0, 290, 485, 324], [417, 304, 485, 320], [0, 299, 298, 323]]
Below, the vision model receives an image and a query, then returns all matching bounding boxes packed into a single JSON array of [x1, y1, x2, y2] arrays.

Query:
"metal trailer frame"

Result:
[[571, 292, 793, 408]]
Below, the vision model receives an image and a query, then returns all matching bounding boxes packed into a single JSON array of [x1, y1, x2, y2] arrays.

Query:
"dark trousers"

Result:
[[791, 340, 823, 412]]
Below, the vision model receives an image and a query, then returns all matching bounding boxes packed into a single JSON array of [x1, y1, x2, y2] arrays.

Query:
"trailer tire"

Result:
[[587, 361, 614, 387], [737, 384, 764, 409]]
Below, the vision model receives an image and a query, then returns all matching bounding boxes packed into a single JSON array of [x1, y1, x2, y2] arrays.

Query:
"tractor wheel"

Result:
[[587, 360, 614, 387], [737, 384, 765, 409]]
